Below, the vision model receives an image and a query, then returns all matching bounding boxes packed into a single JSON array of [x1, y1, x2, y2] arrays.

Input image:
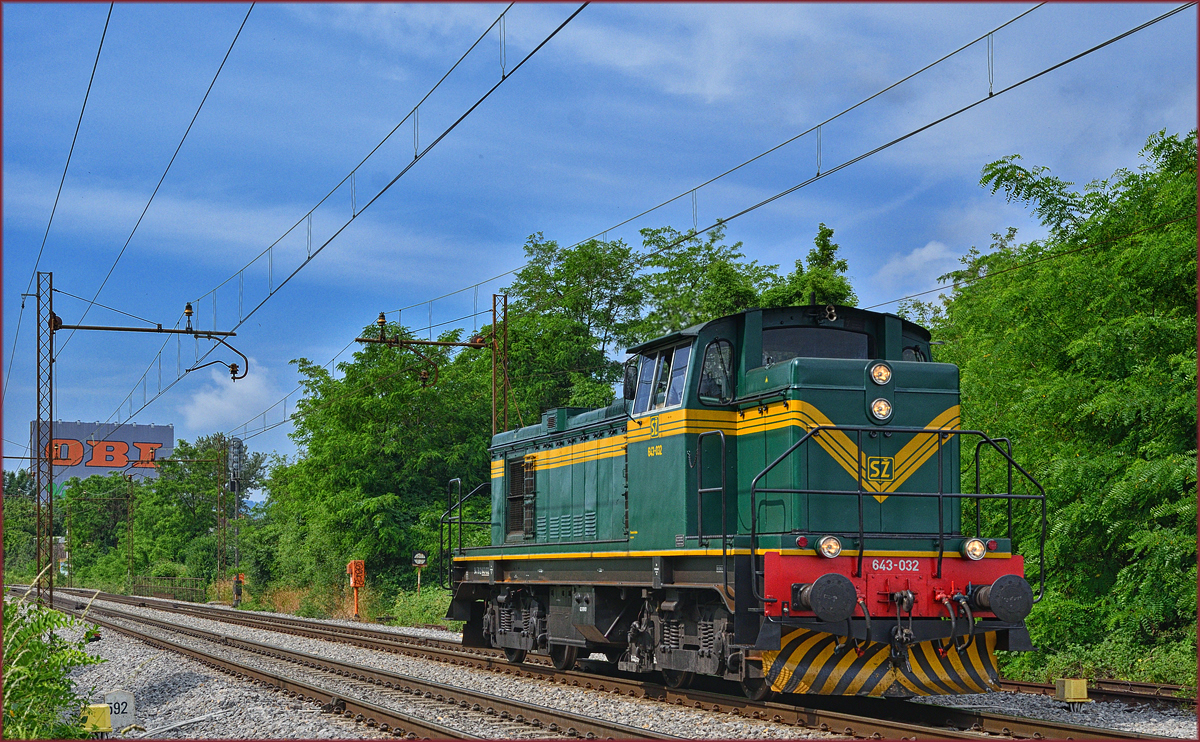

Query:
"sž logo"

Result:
[[865, 456, 894, 484]]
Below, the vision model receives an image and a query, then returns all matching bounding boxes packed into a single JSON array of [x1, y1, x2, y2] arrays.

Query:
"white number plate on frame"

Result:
[[870, 558, 920, 572]]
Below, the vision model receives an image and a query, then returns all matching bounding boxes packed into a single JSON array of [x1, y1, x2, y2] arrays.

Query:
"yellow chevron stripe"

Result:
[[882, 407, 961, 495], [921, 643, 969, 691]]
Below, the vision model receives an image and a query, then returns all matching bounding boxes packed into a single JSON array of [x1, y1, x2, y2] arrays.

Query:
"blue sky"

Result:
[[3, 3, 1195, 492]]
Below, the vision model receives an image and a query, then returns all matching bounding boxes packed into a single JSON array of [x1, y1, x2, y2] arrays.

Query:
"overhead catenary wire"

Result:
[[89, 3, 588, 445], [82, 2, 1191, 452], [3, 3, 114, 403], [78, 1, 527, 442], [384, 2, 1049, 320], [56, 2, 255, 358], [227, 209, 1194, 444], [52, 288, 159, 327], [221, 2, 1194, 443]]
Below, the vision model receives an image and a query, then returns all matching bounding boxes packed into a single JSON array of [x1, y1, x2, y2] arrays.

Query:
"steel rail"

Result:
[[44, 588, 1180, 741], [56, 597, 681, 741], [54, 602, 476, 739], [1000, 678, 1196, 708]]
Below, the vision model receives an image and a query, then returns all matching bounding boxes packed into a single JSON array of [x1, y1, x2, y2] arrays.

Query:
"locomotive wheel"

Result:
[[740, 675, 775, 702], [661, 669, 694, 689], [503, 647, 527, 664], [550, 644, 578, 671]]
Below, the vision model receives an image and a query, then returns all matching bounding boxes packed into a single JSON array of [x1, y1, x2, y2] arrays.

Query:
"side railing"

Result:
[[746, 424, 1046, 610], [439, 478, 491, 590]]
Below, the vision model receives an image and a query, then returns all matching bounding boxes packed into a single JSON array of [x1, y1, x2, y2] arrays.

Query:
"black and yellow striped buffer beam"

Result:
[[761, 628, 999, 697]]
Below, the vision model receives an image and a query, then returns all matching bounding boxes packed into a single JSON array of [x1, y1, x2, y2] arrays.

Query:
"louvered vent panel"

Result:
[[584, 511, 597, 539]]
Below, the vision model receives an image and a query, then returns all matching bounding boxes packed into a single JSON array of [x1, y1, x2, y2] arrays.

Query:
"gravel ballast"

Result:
[[72, 597, 1197, 739], [67, 625, 394, 739], [916, 690, 1197, 738], [76, 599, 826, 739]]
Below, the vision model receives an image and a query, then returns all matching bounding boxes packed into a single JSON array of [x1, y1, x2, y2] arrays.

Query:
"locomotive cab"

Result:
[[445, 303, 1045, 699]]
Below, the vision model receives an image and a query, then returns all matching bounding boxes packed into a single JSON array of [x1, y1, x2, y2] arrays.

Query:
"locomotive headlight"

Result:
[[870, 398, 893, 420], [962, 537, 987, 561], [870, 363, 892, 385], [817, 535, 842, 558]]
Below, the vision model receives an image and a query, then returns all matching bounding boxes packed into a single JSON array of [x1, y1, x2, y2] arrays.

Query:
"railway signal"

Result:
[[347, 560, 366, 619], [412, 551, 428, 595]]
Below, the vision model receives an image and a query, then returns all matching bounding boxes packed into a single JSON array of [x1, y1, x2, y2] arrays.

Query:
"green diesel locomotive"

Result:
[[444, 302, 1044, 699]]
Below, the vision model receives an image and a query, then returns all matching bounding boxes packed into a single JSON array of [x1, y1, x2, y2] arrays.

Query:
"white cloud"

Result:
[[2, 166, 301, 262], [870, 240, 962, 299], [178, 358, 279, 432]]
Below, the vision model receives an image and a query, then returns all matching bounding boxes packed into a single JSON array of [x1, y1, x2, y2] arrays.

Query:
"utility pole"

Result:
[[354, 294, 511, 436], [33, 273, 55, 606], [492, 294, 509, 436], [31, 271, 246, 608]]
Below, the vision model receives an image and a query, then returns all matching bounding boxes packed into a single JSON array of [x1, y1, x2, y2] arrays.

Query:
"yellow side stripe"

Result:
[[492, 402, 961, 504], [454, 548, 1009, 561]]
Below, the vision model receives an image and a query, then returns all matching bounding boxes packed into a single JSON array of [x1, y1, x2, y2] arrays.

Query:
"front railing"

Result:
[[744, 424, 1046, 609]]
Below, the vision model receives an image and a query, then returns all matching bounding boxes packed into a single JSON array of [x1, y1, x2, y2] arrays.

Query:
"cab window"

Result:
[[633, 352, 657, 413], [698, 339, 734, 405], [632, 342, 692, 415], [666, 345, 691, 407]]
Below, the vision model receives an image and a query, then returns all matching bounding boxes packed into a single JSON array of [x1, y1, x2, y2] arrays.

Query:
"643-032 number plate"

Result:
[[870, 557, 920, 572]]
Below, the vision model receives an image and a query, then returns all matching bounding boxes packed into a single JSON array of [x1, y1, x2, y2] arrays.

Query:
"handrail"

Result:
[[440, 478, 491, 590], [975, 437, 1013, 539], [696, 430, 729, 590], [748, 423, 1046, 611]]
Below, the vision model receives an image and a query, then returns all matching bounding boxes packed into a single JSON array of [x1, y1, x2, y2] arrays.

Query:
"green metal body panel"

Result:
[[473, 304, 959, 558]]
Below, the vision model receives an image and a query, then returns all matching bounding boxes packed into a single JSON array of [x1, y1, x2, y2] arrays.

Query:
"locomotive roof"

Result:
[[624, 303, 929, 355]]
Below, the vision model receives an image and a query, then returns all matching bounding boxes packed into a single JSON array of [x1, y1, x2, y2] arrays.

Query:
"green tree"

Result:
[[922, 129, 1196, 684], [759, 223, 858, 308], [3, 470, 38, 579], [504, 232, 644, 356], [635, 225, 777, 339], [261, 323, 492, 599]]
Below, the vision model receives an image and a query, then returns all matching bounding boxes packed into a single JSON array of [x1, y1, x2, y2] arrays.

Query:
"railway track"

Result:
[[998, 679, 1195, 708], [48, 594, 681, 740], [33, 587, 1184, 740]]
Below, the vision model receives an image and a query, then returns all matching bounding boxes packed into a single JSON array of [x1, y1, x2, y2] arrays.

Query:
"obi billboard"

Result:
[[30, 421, 174, 484]]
